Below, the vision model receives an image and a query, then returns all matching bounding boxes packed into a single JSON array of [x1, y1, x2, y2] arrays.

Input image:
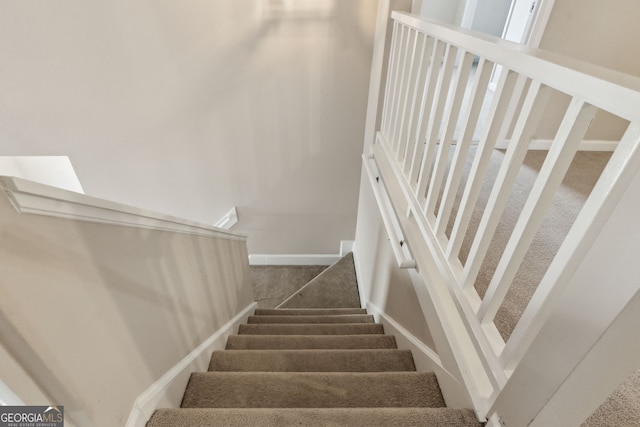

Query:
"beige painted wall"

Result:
[[0, 0, 378, 254], [0, 191, 254, 426], [540, 0, 640, 75], [536, 0, 640, 140]]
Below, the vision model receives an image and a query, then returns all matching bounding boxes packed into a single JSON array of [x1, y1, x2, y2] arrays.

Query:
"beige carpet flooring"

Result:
[[146, 266, 483, 427], [451, 149, 611, 341], [250, 265, 326, 309]]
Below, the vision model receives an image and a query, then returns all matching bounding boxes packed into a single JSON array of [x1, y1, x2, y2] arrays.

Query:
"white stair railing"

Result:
[[370, 11, 640, 425]]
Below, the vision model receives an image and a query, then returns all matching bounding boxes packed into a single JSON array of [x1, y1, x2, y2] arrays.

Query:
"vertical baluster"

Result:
[[395, 29, 422, 162], [424, 50, 475, 219], [445, 69, 523, 262], [389, 27, 415, 152], [416, 43, 459, 214], [381, 20, 400, 137], [460, 80, 552, 292], [477, 98, 598, 322], [387, 24, 409, 148], [406, 36, 436, 185], [435, 58, 494, 238], [412, 40, 446, 204], [401, 32, 428, 172]]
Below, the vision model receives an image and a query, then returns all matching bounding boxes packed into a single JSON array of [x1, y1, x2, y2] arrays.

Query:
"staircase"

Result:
[[146, 307, 482, 426]]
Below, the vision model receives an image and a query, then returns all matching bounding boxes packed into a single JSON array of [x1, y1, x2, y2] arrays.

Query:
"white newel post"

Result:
[[491, 142, 640, 426]]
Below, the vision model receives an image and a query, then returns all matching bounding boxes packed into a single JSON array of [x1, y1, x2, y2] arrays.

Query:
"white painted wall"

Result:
[[0, 0, 378, 254], [0, 192, 254, 426], [0, 157, 84, 193]]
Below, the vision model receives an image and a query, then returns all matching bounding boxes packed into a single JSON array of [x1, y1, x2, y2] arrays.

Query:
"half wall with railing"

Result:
[[357, 8, 640, 426], [0, 176, 255, 427]]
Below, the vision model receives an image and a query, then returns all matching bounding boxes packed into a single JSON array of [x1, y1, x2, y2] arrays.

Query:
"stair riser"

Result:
[[238, 323, 384, 335], [209, 349, 416, 372], [247, 315, 374, 324], [181, 372, 446, 409], [225, 335, 398, 350], [148, 408, 483, 427], [254, 308, 367, 316]]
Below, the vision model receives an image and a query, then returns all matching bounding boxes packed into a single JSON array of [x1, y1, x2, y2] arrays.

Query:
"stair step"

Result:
[[148, 407, 483, 427], [238, 323, 383, 335], [255, 308, 367, 316], [209, 349, 416, 372], [247, 314, 374, 324], [225, 334, 397, 350], [181, 372, 445, 408]]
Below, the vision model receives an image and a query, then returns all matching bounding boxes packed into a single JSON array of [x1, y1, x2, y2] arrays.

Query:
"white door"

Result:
[[502, 0, 538, 43]]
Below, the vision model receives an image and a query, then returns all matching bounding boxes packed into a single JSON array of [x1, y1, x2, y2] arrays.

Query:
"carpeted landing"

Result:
[[146, 308, 483, 426]]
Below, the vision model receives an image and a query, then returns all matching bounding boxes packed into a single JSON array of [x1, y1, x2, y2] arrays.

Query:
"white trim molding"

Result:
[[214, 207, 239, 230], [366, 302, 442, 367], [339, 240, 355, 256], [351, 248, 367, 309], [248, 254, 341, 266], [249, 241, 355, 266], [0, 176, 247, 241], [126, 302, 257, 427]]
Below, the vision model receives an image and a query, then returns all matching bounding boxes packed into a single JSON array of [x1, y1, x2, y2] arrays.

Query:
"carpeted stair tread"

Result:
[[181, 371, 445, 408], [247, 314, 374, 324], [238, 323, 383, 335], [147, 407, 483, 427], [225, 334, 398, 350], [254, 308, 367, 316], [209, 349, 416, 372]]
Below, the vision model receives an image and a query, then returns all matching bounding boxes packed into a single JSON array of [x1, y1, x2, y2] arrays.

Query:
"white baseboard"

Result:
[[248, 254, 341, 266], [339, 240, 355, 256], [125, 302, 257, 427], [494, 139, 618, 151], [249, 241, 355, 266], [351, 248, 367, 309]]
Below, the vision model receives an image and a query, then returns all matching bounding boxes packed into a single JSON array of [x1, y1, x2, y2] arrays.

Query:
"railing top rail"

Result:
[[392, 11, 640, 124], [0, 176, 248, 241]]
